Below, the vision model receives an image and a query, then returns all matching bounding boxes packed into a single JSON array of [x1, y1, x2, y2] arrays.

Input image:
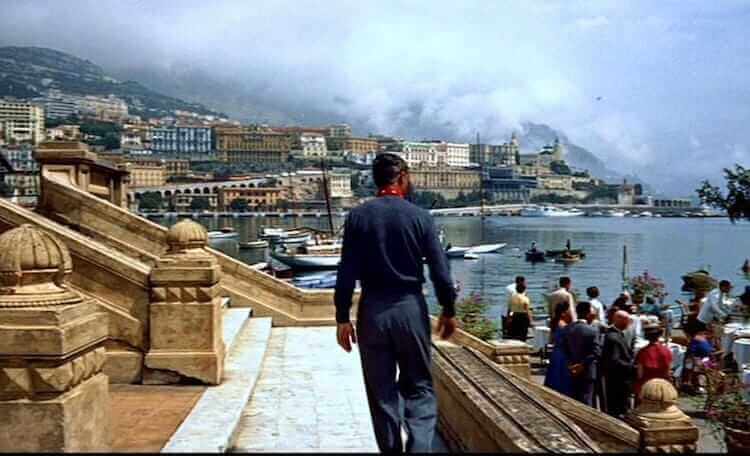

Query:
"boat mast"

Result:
[[320, 157, 335, 235], [478, 131, 486, 242], [622, 244, 629, 291]]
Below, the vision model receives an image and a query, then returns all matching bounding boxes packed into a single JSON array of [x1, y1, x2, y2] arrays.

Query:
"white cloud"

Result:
[[575, 15, 610, 30]]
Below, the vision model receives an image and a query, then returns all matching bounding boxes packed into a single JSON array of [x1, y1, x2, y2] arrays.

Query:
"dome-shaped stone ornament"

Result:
[[633, 378, 682, 418], [166, 219, 208, 252], [0, 224, 81, 307]]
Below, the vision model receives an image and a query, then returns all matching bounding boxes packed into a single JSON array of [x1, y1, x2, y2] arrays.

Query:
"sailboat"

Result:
[[443, 132, 506, 259], [270, 158, 342, 271]]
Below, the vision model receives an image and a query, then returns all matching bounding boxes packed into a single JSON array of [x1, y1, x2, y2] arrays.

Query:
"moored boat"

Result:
[[208, 227, 239, 240], [239, 240, 269, 249], [466, 243, 507, 254], [270, 250, 341, 270], [520, 205, 584, 217]]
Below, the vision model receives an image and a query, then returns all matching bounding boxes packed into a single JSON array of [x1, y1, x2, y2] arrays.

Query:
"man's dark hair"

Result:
[[576, 301, 592, 319], [515, 275, 526, 285], [586, 286, 599, 298], [372, 153, 408, 188], [719, 280, 732, 288], [516, 283, 527, 294], [559, 276, 571, 288]]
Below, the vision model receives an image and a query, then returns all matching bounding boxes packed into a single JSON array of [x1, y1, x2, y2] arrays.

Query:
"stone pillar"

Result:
[[144, 219, 225, 385], [625, 379, 699, 453], [0, 224, 110, 452]]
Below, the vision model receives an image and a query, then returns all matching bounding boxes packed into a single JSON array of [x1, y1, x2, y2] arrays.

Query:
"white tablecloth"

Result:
[[732, 339, 750, 368], [720, 323, 750, 353], [532, 325, 550, 351], [743, 369, 750, 401]]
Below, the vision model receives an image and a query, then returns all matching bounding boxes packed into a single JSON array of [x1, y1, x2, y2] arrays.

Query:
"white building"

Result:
[[386, 141, 439, 167], [298, 133, 328, 157], [0, 100, 45, 145], [429, 141, 471, 168]]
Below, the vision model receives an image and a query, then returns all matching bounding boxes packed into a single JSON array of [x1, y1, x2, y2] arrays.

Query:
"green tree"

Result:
[[189, 197, 211, 212], [138, 191, 163, 211], [229, 198, 249, 212], [455, 293, 498, 341], [698, 164, 750, 222]]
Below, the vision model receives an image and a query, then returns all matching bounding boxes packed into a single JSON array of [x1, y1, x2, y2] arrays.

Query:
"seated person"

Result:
[[639, 296, 662, 317], [687, 331, 714, 358]]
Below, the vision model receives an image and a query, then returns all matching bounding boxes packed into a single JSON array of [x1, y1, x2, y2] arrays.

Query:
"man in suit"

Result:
[[334, 153, 458, 453], [562, 301, 602, 407], [601, 310, 636, 418]]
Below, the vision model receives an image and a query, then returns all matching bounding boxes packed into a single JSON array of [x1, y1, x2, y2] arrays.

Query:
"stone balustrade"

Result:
[[0, 225, 110, 451]]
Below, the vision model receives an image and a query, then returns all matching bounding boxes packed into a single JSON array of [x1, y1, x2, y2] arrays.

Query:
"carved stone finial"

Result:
[[166, 219, 208, 252], [626, 379, 699, 453], [0, 225, 80, 307]]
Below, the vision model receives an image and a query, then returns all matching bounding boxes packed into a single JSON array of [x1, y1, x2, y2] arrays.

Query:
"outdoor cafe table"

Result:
[[732, 338, 750, 368]]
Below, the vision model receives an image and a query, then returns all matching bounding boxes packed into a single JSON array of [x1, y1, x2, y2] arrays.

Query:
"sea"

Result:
[[152, 214, 750, 322]]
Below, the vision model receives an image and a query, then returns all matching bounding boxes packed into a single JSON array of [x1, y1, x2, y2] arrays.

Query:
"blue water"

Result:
[[154, 214, 750, 320]]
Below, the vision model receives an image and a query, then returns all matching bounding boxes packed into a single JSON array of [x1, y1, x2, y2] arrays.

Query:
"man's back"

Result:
[[565, 322, 600, 379], [548, 288, 576, 320], [334, 196, 455, 321]]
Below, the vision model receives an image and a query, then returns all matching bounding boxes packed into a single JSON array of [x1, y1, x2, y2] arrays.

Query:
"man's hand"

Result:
[[436, 314, 457, 340], [337, 322, 357, 352]]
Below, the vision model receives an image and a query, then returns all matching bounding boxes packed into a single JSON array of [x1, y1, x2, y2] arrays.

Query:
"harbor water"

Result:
[[153, 214, 750, 321]]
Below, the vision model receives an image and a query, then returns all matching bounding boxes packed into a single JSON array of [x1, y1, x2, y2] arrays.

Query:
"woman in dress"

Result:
[[544, 301, 574, 396], [634, 324, 673, 399], [508, 283, 532, 341]]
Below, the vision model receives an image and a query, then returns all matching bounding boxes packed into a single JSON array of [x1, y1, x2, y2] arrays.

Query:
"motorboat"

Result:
[[207, 227, 239, 240], [602, 209, 628, 217], [520, 205, 584, 217], [641, 211, 654, 217], [260, 228, 313, 245], [463, 253, 480, 260], [239, 240, 269, 250]]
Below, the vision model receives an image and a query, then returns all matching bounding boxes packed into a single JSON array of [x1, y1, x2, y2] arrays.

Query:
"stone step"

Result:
[[161, 317, 273, 453], [222, 307, 252, 353]]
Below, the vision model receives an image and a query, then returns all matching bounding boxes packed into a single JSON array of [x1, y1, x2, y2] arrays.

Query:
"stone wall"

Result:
[[37, 175, 350, 326], [0, 198, 151, 384]]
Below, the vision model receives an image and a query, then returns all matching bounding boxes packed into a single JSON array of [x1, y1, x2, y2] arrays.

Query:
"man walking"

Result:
[[601, 310, 636, 418], [334, 153, 458, 453], [563, 301, 601, 407]]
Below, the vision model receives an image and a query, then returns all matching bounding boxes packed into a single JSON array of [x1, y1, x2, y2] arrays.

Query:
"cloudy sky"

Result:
[[2, 0, 749, 195]]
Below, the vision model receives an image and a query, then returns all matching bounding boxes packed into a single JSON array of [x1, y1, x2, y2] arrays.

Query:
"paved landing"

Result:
[[231, 327, 378, 452], [110, 385, 206, 452]]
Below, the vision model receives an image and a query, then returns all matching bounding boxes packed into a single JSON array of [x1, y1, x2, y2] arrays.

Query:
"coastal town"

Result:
[[1, 2, 749, 451], [0, 95, 697, 216]]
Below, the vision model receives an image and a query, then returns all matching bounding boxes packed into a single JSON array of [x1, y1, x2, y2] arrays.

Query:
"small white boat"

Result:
[[208, 227, 239, 240], [602, 209, 628, 217], [641, 211, 654, 217], [463, 253, 480, 260], [520, 205, 584, 217], [270, 250, 341, 270], [446, 246, 471, 258], [240, 240, 269, 249], [466, 243, 507, 254]]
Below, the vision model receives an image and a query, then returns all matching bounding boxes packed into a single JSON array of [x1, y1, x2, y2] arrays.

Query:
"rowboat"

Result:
[[525, 250, 546, 262], [545, 249, 586, 258], [555, 252, 583, 264]]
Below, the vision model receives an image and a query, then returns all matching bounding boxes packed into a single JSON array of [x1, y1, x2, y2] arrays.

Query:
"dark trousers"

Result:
[[571, 377, 596, 407], [357, 293, 436, 453], [509, 312, 530, 341], [604, 378, 631, 418]]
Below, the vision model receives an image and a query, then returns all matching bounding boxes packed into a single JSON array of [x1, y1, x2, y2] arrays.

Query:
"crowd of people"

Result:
[[503, 275, 750, 419]]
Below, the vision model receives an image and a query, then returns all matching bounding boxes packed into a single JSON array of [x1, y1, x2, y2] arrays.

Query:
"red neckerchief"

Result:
[[377, 185, 405, 198]]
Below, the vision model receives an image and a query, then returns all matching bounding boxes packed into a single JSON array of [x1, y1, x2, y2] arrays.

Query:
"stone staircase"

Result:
[[162, 311, 273, 453]]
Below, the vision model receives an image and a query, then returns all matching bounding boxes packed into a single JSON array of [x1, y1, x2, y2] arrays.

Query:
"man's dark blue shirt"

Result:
[[334, 196, 456, 323]]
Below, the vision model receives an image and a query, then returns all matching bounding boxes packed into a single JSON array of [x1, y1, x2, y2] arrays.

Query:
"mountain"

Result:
[[519, 122, 651, 190], [0, 46, 223, 119]]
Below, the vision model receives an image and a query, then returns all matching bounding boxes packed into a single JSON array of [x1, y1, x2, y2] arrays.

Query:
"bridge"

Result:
[[130, 178, 270, 199]]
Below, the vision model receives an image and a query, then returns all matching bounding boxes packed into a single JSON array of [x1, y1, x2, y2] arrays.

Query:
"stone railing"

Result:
[[0, 198, 151, 384], [38, 175, 347, 326], [430, 315, 531, 377]]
